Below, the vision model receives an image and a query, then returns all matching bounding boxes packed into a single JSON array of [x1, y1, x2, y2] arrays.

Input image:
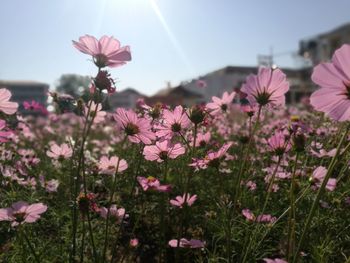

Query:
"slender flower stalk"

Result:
[[22, 228, 40, 263], [234, 105, 262, 208], [286, 152, 299, 261], [102, 155, 123, 262], [293, 126, 350, 263]]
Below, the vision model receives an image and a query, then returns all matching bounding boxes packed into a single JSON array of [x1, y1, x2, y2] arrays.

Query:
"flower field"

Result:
[[1, 35, 350, 263]]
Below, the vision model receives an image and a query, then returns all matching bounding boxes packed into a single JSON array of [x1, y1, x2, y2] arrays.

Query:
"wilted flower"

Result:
[[263, 258, 288, 263], [168, 238, 205, 248], [93, 70, 116, 94]]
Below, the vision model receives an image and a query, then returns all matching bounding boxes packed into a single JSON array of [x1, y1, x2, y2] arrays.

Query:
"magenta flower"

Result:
[[46, 143, 73, 160], [23, 100, 41, 111], [311, 166, 337, 191], [267, 131, 291, 155], [310, 44, 350, 121], [168, 238, 205, 248], [170, 193, 197, 208], [206, 91, 236, 115], [0, 201, 47, 227], [137, 176, 171, 192], [99, 205, 127, 222], [98, 156, 128, 175], [156, 106, 191, 139], [143, 140, 185, 162], [241, 67, 289, 107], [73, 35, 131, 68], [114, 108, 155, 144], [130, 238, 139, 247], [0, 88, 18, 115]]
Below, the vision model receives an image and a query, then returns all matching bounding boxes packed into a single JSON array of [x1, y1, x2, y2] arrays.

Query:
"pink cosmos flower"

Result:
[[311, 166, 337, 191], [114, 108, 155, 144], [196, 79, 207, 88], [246, 180, 257, 191], [194, 132, 211, 147], [156, 106, 191, 139], [168, 238, 205, 248], [84, 101, 106, 124], [39, 176, 59, 193], [99, 205, 127, 222], [267, 131, 291, 155], [98, 156, 128, 175], [130, 238, 139, 247], [310, 44, 350, 121], [0, 88, 18, 115], [310, 148, 337, 158], [23, 100, 48, 115], [137, 176, 171, 192], [73, 35, 131, 68], [263, 258, 288, 263], [241, 67, 289, 107], [0, 120, 13, 142], [23, 100, 41, 111], [0, 201, 47, 227], [206, 91, 236, 115], [170, 193, 197, 208], [256, 214, 277, 223], [242, 209, 255, 221], [143, 140, 185, 162], [46, 143, 73, 160], [189, 142, 233, 170]]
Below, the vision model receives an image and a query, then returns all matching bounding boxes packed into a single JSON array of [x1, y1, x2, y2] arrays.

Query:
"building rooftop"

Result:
[[0, 80, 49, 87]]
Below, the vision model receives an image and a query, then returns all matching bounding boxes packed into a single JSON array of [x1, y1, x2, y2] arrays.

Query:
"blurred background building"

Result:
[[299, 23, 350, 65], [1, 23, 349, 111], [109, 88, 145, 109], [0, 80, 48, 114]]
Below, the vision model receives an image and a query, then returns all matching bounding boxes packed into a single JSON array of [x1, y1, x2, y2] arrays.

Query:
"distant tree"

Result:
[[55, 74, 91, 98]]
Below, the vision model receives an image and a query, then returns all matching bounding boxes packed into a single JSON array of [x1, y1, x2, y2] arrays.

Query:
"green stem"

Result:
[[293, 126, 349, 263], [234, 106, 262, 209], [102, 157, 123, 262], [287, 152, 300, 262], [22, 229, 40, 263]]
